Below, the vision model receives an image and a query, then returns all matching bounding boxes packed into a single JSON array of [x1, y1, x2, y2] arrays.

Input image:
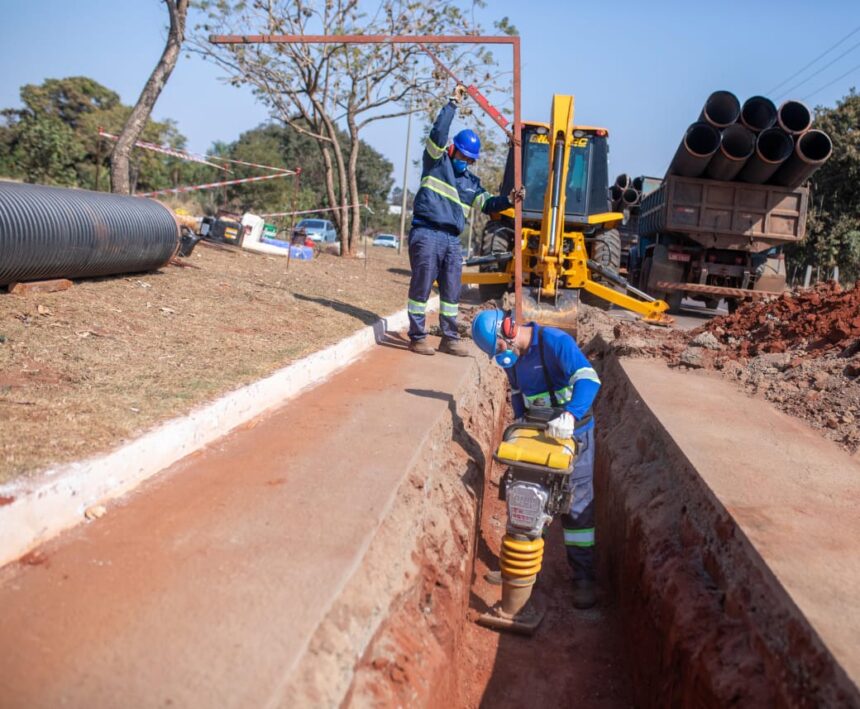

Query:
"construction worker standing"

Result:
[[471, 309, 602, 609], [406, 86, 512, 356]]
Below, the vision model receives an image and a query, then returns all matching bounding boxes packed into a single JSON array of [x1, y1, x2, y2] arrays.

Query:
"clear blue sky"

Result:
[[2, 0, 858, 192]]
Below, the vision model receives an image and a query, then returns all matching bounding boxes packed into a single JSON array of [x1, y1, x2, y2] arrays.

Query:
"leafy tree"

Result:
[[193, 0, 510, 255], [216, 122, 393, 227], [0, 76, 198, 193], [787, 89, 860, 285]]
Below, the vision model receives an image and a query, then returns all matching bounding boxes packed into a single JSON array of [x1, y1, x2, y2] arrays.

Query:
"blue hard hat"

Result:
[[471, 309, 503, 357], [453, 129, 481, 160]]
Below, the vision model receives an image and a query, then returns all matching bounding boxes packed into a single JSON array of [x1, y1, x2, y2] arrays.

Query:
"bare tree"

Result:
[[193, 0, 512, 255], [111, 0, 190, 194]]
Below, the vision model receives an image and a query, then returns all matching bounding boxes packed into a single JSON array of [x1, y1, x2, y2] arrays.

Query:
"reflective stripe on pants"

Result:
[[562, 426, 596, 581], [407, 225, 462, 341]]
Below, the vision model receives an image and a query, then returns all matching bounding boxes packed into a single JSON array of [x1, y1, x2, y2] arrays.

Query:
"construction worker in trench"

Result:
[[407, 85, 513, 356], [472, 309, 602, 609]]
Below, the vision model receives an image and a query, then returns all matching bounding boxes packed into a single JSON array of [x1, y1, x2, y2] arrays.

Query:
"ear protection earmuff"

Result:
[[501, 310, 517, 340]]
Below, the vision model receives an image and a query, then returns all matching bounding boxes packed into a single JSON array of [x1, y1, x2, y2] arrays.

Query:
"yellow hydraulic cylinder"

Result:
[[499, 534, 544, 617]]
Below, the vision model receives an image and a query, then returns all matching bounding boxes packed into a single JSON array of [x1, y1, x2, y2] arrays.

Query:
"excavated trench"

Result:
[[340, 337, 859, 708]]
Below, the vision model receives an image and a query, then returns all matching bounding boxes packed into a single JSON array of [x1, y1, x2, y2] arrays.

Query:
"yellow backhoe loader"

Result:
[[462, 95, 672, 332]]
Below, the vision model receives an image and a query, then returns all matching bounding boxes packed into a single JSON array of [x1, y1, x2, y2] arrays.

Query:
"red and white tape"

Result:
[[137, 171, 295, 198], [260, 203, 367, 218], [98, 130, 226, 171]]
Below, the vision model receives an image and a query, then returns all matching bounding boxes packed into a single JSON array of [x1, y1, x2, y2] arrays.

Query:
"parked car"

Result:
[[372, 233, 399, 249], [296, 218, 337, 243]]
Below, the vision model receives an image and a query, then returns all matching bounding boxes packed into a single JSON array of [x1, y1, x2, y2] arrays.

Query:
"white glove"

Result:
[[547, 412, 575, 439]]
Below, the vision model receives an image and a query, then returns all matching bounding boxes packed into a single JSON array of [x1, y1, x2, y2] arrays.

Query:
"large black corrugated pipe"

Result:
[[777, 100, 812, 135], [0, 182, 179, 287], [698, 90, 741, 128], [740, 95, 777, 132], [771, 129, 833, 187], [610, 184, 624, 204], [706, 124, 756, 181], [737, 128, 795, 184], [668, 122, 721, 177], [614, 173, 631, 190], [632, 175, 644, 191]]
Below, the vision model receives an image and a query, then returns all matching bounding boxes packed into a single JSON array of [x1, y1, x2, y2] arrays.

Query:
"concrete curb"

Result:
[[0, 297, 439, 569]]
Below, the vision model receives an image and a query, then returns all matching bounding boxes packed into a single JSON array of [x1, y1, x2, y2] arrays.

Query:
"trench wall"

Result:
[[593, 350, 860, 708], [293, 358, 508, 707]]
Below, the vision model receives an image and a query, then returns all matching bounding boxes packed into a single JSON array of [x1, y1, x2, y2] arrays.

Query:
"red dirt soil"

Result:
[[702, 282, 860, 358]]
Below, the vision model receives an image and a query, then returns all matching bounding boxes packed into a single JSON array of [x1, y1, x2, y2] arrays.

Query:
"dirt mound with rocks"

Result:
[[703, 282, 860, 358], [607, 283, 860, 455]]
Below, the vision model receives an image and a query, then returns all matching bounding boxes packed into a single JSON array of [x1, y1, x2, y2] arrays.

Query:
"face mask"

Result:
[[494, 348, 518, 368], [452, 158, 468, 174]]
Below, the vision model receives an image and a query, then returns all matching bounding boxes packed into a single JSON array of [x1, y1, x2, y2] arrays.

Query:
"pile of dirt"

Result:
[[0, 242, 412, 482], [703, 282, 860, 358], [607, 283, 860, 454]]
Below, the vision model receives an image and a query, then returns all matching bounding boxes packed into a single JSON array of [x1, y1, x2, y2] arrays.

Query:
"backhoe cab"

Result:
[[463, 95, 671, 334]]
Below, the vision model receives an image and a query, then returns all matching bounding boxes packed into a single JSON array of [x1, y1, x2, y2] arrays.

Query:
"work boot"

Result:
[[409, 339, 436, 356], [438, 337, 469, 357], [572, 579, 597, 609]]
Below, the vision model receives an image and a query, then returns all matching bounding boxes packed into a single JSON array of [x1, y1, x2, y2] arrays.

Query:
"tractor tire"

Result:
[[581, 229, 622, 310], [477, 220, 515, 302]]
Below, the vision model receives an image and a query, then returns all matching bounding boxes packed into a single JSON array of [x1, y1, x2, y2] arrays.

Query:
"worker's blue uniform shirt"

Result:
[[407, 101, 511, 342], [412, 101, 511, 234], [505, 323, 602, 580], [505, 324, 601, 432]]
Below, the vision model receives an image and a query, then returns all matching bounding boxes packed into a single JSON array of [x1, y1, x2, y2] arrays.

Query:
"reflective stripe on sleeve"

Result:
[[571, 367, 601, 384], [425, 138, 445, 160], [472, 192, 488, 212], [563, 527, 595, 547]]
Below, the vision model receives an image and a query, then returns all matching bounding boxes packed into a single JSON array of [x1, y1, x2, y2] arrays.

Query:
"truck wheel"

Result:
[[477, 220, 514, 302], [590, 228, 622, 274], [664, 289, 684, 314], [582, 229, 622, 309], [639, 256, 653, 293]]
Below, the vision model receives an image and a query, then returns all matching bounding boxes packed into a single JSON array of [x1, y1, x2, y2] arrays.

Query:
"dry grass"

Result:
[[0, 242, 412, 483]]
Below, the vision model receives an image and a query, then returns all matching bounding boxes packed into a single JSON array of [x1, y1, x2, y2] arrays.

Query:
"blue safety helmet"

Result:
[[471, 309, 504, 357], [452, 129, 481, 160]]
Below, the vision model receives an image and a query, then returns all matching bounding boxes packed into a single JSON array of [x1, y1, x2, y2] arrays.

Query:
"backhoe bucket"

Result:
[[521, 288, 580, 337]]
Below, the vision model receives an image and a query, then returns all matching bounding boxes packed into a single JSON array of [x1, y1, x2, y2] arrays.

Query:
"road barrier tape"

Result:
[[137, 171, 294, 198], [98, 131, 294, 175], [260, 203, 367, 218], [98, 130, 226, 171]]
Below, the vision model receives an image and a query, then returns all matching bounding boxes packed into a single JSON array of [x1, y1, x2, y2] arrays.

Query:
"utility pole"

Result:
[[397, 76, 415, 256]]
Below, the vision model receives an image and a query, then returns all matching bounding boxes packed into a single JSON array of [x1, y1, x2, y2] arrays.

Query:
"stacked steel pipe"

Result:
[[610, 173, 643, 214], [667, 91, 832, 187]]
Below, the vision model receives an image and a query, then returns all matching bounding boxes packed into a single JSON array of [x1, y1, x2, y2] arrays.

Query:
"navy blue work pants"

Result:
[[407, 226, 462, 341]]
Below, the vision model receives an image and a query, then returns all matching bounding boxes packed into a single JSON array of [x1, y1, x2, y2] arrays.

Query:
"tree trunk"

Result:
[[110, 0, 188, 194], [319, 114, 351, 255], [347, 114, 362, 257]]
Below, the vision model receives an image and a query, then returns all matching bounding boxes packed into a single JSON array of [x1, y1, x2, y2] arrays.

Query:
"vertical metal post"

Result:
[[832, 265, 839, 285], [398, 76, 415, 257], [803, 265, 812, 288], [512, 37, 523, 325]]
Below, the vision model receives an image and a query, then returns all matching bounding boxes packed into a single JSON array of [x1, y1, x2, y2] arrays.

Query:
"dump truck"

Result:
[[628, 175, 809, 312]]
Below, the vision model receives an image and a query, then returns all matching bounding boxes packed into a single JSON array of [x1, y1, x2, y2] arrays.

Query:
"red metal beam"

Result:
[[209, 33, 524, 323]]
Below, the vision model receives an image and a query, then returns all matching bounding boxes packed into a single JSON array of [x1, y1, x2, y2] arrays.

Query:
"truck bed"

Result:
[[639, 175, 808, 251]]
